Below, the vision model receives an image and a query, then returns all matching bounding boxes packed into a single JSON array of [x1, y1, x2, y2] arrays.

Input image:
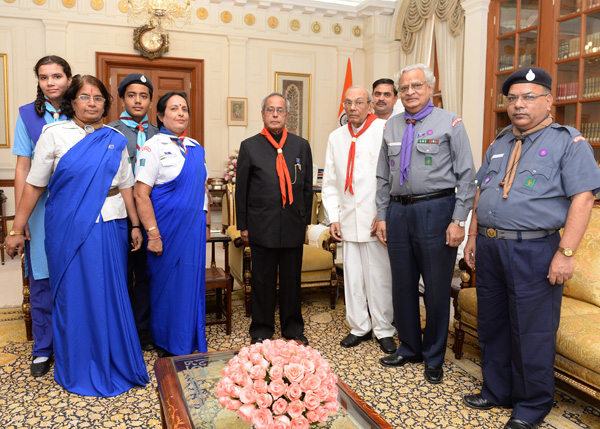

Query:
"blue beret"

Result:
[[502, 67, 552, 95], [117, 73, 154, 98]]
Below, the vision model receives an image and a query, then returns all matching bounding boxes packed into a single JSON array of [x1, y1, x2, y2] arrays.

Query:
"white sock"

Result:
[[33, 356, 49, 364]]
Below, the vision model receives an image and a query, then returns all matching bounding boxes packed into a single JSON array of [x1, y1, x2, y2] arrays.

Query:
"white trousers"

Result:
[[342, 240, 395, 338]]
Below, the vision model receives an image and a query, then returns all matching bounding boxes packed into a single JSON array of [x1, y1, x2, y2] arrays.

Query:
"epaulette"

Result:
[[39, 120, 66, 134], [550, 123, 588, 143], [104, 124, 125, 137]]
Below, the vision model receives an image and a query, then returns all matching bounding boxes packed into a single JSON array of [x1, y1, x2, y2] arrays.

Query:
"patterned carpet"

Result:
[[1, 288, 599, 428]]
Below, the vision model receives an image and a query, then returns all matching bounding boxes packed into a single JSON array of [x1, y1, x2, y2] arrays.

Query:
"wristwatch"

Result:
[[557, 246, 574, 257], [9, 230, 24, 236], [452, 219, 465, 228]]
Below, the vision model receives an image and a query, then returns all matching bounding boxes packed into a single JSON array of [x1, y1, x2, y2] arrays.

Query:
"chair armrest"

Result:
[[458, 258, 475, 289]]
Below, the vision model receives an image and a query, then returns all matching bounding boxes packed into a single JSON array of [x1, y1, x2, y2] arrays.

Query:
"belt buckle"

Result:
[[486, 228, 497, 239]]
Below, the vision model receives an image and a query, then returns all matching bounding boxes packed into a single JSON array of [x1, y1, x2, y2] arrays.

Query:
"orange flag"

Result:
[[337, 58, 353, 127]]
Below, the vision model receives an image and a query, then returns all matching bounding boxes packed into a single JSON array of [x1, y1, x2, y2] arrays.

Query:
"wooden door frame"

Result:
[[96, 52, 204, 146]]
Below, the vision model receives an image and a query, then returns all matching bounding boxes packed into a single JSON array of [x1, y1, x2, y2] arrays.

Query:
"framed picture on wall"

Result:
[[275, 72, 311, 141], [227, 97, 248, 126], [0, 54, 9, 148]]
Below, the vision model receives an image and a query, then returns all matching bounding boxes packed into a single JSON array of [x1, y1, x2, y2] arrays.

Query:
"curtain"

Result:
[[434, 18, 464, 113]]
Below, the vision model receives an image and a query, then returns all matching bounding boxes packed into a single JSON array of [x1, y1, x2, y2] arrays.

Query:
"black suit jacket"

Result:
[[107, 119, 159, 164], [236, 131, 313, 248]]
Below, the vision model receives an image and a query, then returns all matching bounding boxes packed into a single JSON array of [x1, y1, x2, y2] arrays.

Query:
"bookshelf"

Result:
[[483, 0, 600, 167]]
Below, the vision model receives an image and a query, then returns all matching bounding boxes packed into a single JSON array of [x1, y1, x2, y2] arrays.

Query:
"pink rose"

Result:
[[305, 410, 319, 424], [270, 364, 284, 380], [271, 356, 285, 367], [300, 374, 321, 391], [300, 358, 315, 374], [227, 383, 241, 398], [314, 367, 328, 381], [286, 383, 302, 400], [268, 378, 287, 399], [290, 415, 310, 429], [218, 396, 241, 411], [287, 399, 305, 419], [284, 363, 305, 384], [303, 391, 321, 410], [253, 379, 268, 394], [250, 364, 267, 380], [256, 393, 273, 409], [239, 385, 257, 404], [273, 415, 292, 429], [325, 400, 340, 413], [317, 405, 330, 422], [249, 351, 263, 365], [316, 385, 330, 401], [272, 397, 288, 415], [237, 403, 256, 423], [251, 408, 273, 429]]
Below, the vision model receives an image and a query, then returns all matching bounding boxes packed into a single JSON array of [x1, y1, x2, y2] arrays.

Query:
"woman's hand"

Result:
[[147, 238, 163, 256], [130, 228, 143, 251]]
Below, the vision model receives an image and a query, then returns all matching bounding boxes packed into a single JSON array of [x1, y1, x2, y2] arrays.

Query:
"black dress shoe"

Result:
[[156, 347, 175, 358], [251, 337, 268, 344], [424, 365, 443, 384], [463, 393, 495, 410], [31, 358, 52, 377], [377, 337, 397, 354], [139, 330, 156, 351], [379, 353, 422, 367], [504, 418, 540, 429], [340, 331, 372, 348], [285, 335, 309, 346]]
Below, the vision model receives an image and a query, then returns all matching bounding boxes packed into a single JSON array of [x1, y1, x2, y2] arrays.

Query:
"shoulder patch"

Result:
[[573, 135, 586, 143], [452, 117, 463, 127]]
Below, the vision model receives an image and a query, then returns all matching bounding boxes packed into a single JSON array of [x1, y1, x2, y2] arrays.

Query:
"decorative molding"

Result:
[[220, 11, 232, 23], [267, 16, 279, 29], [352, 26, 362, 37], [244, 13, 255, 26], [118, 0, 128, 13], [62, 0, 76, 8], [311, 22, 321, 34], [33, 0, 46, 5], [333, 23, 342, 35], [290, 19, 300, 31]]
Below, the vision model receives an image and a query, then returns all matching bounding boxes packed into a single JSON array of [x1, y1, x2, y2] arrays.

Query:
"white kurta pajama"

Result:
[[322, 119, 395, 339]]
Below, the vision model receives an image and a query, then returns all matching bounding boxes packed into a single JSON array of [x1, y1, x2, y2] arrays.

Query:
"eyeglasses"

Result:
[[77, 94, 106, 103], [399, 82, 425, 93], [343, 100, 368, 108], [373, 91, 394, 98], [265, 107, 286, 114], [505, 93, 549, 104]]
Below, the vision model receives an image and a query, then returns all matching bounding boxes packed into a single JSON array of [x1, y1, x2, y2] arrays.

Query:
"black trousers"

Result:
[[127, 219, 151, 336], [249, 244, 304, 338], [386, 195, 457, 367]]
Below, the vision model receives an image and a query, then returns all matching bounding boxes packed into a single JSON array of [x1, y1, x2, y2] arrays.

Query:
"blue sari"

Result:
[[147, 142, 207, 355], [45, 127, 149, 397]]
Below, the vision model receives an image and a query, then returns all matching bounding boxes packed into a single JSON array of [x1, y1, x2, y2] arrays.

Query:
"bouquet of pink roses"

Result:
[[216, 339, 340, 429]]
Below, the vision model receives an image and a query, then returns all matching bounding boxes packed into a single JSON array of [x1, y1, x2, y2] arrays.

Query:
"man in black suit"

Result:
[[108, 73, 159, 351], [236, 92, 313, 346]]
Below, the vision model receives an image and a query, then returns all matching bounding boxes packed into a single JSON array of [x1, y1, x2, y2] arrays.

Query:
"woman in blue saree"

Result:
[[6, 75, 149, 397], [134, 92, 208, 358]]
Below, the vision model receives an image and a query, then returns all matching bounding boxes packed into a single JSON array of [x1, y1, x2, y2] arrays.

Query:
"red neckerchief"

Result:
[[261, 127, 293, 207], [345, 113, 377, 194]]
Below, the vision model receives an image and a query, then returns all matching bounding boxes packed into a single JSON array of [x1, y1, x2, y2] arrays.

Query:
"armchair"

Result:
[[222, 183, 338, 316]]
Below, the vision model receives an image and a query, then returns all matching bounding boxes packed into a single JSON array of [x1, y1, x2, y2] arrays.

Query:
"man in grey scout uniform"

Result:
[[375, 63, 476, 384], [108, 73, 159, 351], [462, 67, 600, 429]]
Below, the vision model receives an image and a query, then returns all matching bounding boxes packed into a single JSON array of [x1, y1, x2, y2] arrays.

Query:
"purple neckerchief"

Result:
[[400, 100, 434, 185]]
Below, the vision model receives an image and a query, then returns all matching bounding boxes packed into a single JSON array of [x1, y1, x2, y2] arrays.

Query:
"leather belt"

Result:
[[107, 187, 120, 197], [478, 226, 557, 240], [392, 188, 454, 205]]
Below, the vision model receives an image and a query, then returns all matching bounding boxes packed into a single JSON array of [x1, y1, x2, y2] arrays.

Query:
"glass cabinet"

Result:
[[484, 0, 600, 167]]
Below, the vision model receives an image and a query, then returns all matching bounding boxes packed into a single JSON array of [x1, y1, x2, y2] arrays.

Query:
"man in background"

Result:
[[372, 78, 399, 120]]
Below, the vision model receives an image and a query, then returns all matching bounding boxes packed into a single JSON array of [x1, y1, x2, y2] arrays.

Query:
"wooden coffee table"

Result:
[[155, 350, 392, 428]]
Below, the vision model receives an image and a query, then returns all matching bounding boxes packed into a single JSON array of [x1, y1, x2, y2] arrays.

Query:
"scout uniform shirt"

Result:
[[375, 107, 476, 222], [476, 123, 600, 231]]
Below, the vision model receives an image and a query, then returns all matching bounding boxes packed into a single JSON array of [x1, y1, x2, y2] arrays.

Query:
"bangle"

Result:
[[468, 232, 478, 237], [146, 226, 158, 232], [147, 235, 162, 241], [131, 225, 142, 229]]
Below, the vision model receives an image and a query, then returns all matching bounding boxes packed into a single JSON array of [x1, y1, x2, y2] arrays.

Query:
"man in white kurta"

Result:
[[322, 85, 396, 354]]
